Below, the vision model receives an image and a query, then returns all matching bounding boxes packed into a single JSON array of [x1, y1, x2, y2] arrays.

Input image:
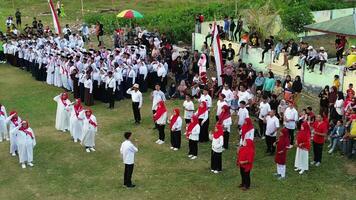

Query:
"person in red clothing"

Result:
[[294, 121, 311, 175], [274, 128, 289, 180], [237, 139, 255, 191], [311, 115, 328, 166]]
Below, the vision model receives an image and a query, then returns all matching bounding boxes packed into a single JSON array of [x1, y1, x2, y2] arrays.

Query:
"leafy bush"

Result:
[[280, 4, 315, 34]]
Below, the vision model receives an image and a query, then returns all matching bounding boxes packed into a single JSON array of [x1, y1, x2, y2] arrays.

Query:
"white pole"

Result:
[[81, 0, 84, 17]]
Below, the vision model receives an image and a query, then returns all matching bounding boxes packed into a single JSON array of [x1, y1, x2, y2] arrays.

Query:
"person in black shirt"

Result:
[[226, 43, 235, 62], [32, 17, 38, 29], [37, 20, 44, 34], [318, 86, 329, 116], [292, 76, 303, 107], [230, 17, 236, 41], [175, 56, 184, 84], [234, 15, 243, 42], [15, 9, 21, 27], [221, 44, 227, 65], [260, 36, 274, 63]]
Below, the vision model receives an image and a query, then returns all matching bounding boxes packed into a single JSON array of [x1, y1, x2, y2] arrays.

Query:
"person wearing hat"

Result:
[[105, 71, 116, 109], [318, 47, 328, 75], [306, 46, 318, 73], [126, 84, 143, 124]]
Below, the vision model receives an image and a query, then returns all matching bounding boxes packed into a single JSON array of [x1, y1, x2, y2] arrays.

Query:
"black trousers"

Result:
[[287, 128, 294, 145], [171, 130, 181, 148], [240, 167, 251, 189], [261, 48, 271, 61], [79, 82, 85, 101], [199, 118, 209, 142], [211, 150, 222, 171], [188, 139, 198, 156], [107, 88, 115, 108], [157, 124, 165, 141], [223, 131, 230, 149], [132, 102, 141, 123], [185, 118, 191, 124], [265, 135, 276, 153], [313, 142, 324, 163], [124, 164, 134, 186], [258, 119, 266, 137]]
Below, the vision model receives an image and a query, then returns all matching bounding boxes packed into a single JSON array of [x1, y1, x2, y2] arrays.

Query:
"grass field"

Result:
[[0, 64, 355, 200]]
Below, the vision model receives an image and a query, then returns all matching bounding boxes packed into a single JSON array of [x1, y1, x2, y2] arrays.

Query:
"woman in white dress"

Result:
[[294, 121, 311, 175], [53, 92, 71, 132], [46, 56, 55, 85], [0, 103, 8, 142], [14, 121, 36, 169], [81, 109, 98, 152], [54, 57, 62, 87], [6, 111, 22, 156], [69, 99, 84, 143]]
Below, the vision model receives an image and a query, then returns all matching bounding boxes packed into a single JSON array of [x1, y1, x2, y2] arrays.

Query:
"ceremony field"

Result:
[[0, 64, 355, 200]]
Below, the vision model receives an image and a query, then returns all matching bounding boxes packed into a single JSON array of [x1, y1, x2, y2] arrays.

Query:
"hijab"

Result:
[[19, 120, 34, 139], [153, 101, 167, 121], [218, 105, 231, 124], [297, 121, 311, 150], [213, 123, 224, 139], [241, 118, 254, 141], [237, 139, 255, 172], [61, 92, 69, 106], [278, 128, 290, 147], [186, 115, 199, 138], [9, 111, 19, 126], [74, 99, 83, 117], [197, 101, 208, 117], [85, 109, 97, 127], [170, 108, 180, 129]]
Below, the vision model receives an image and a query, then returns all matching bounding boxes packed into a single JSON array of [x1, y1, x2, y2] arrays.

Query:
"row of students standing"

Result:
[[0, 104, 36, 169], [53, 92, 98, 152]]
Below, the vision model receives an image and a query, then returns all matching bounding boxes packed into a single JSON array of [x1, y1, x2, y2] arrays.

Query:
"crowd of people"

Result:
[[1, 12, 356, 191]]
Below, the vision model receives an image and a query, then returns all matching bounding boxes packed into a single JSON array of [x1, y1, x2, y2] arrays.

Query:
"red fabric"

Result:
[[61, 92, 69, 106], [218, 105, 231, 124], [186, 115, 199, 139], [74, 99, 83, 117], [170, 108, 180, 129], [241, 118, 254, 142], [197, 101, 207, 117], [10, 111, 19, 126], [347, 88, 355, 98], [19, 121, 34, 139], [0, 105, 4, 116], [153, 101, 167, 122], [296, 122, 311, 151], [313, 120, 328, 144], [85, 109, 97, 127], [275, 128, 289, 165], [237, 139, 255, 172], [213, 123, 224, 139]]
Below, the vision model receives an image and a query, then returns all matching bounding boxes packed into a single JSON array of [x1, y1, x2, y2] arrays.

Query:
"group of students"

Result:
[[0, 104, 36, 169], [53, 92, 98, 152]]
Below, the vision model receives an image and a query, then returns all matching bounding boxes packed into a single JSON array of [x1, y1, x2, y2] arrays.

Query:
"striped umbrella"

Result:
[[116, 9, 144, 19]]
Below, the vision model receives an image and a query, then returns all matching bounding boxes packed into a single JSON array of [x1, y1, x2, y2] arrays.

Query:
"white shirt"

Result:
[[188, 124, 200, 141], [199, 94, 212, 109], [216, 100, 228, 116], [238, 91, 252, 106], [237, 107, 249, 126], [84, 79, 93, 93], [334, 99, 344, 115], [259, 102, 271, 120], [183, 100, 194, 119], [212, 135, 224, 153], [170, 116, 182, 131], [105, 77, 116, 92], [221, 89, 233, 105], [156, 112, 167, 125], [284, 107, 298, 129], [126, 89, 143, 108], [120, 140, 138, 165], [151, 90, 166, 110], [265, 115, 280, 137]]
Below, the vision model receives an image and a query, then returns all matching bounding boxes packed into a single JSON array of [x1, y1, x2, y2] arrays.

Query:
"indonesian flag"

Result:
[[212, 22, 224, 86], [48, 0, 61, 34]]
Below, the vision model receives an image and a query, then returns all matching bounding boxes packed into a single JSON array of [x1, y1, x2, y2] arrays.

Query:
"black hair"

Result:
[[124, 132, 132, 139], [240, 101, 246, 105]]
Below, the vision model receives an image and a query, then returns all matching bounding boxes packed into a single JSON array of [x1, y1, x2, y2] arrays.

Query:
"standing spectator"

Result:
[[195, 13, 204, 33], [221, 44, 227, 65], [15, 9, 21, 27], [264, 110, 279, 155], [226, 43, 235, 62], [294, 121, 311, 175], [318, 86, 330, 116], [273, 40, 283, 63], [79, 23, 90, 42], [335, 35, 347, 65], [311, 115, 328, 167], [318, 47, 328, 74], [6, 16, 13, 28], [120, 132, 138, 188], [230, 17, 236, 41], [258, 95, 271, 139], [223, 16, 230, 40], [234, 16, 243, 42], [95, 21, 104, 47], [292, 76, 303, 107], [259, 36, 274, 63], [237, 139, 255, 191], [262, 71, 275, 97], [32, 17, 38, 29], [205, 24, 213, 45], [284, 101, 298, 148]]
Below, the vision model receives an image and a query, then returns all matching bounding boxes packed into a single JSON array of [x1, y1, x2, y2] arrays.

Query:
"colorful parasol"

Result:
[[116, 9, 144, 19]]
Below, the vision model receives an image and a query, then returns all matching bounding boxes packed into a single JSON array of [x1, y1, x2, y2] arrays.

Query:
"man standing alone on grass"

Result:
[[15, 9, 21, 27], [120, 132, 138, 188]]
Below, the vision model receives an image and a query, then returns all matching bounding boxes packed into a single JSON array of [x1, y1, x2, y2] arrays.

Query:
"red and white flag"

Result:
[[212, 22, 224, 86], [48, 0, 61, 34]]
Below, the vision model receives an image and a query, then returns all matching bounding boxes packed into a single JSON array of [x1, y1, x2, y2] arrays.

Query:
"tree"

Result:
[[280, 4, 315, 34]]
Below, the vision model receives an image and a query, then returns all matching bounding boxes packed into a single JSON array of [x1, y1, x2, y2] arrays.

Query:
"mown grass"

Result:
[[0, 64, 355, 200]]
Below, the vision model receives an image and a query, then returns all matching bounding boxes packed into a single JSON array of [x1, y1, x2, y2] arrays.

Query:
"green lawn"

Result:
[[0, 64, 355, 200]]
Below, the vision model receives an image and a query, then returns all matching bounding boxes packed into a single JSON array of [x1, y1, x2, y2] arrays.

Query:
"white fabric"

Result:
[[156, 112, 167, 125], [126, 89, 143, 108], [237, 107, 249, 126], [221, 89, 233, 105], [151, 90, 166, 110], [294, 148, 309, 171], [69, 109, 83, 141], [216, 100, 228, 117], [284, 107, 298, 129], [120, 140, 138, 164], [16, 127, 36, 163], [195, 110, 209, 123], [334, 99, 344, 116], [199, 94, 212, 109], [239, 129, 254, 146], [6, 115, 22, 154], [170, 116, 182, 131], [258, 102, 271, 120], [188, 124, 200, 141], [0, 105, 8, 140], [212, 135, 224, 153], [238, 91, 252, 106], [265, 116, 280, 137], [277, 164, 286, 178], [81, 115, 97, 147], [53, 95, 71, 131]]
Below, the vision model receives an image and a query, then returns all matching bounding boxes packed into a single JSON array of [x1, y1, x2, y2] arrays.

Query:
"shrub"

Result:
[[280, 4, 315, 34]]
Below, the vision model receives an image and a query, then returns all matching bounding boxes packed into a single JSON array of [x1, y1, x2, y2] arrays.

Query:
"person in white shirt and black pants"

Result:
[[120, 132, 138, 188], [105, 71, 116, 109], [126, 84, 143, 124], [264, 110, 279, 155], [210, 123, 224, 174], [169, 108, 182, 150]]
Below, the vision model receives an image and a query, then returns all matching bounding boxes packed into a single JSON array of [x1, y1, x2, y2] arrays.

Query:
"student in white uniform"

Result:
[[69, 99, 84, 143], [210, 123, 224, 174], [264, 110, 279, 155], [195, 101, 209, 142], [53, 92, 71, 132], [183, 95, 194, 124], [81, 109, 98, 152], [185, 115, 200, 160], [283, 101, 298, 148], [6, 111, 22, 156], [258, 95, 271, 139], [221, 84, 234, 106], [236, 101, 249, 130], [216, 93, 228, 121], [169, 108, 182, 150], [126, 84, 143, 124], [0, 103, 9, 142], [199, 87, 212, 110], [153, 101, 167, 145], [218, 105, 232, 149], [13, 120, 36, 169], [120, 132, 138, 188]]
